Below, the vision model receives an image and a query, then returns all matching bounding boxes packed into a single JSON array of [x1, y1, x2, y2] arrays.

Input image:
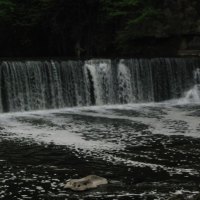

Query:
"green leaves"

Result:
[[0, 0, 198, 57], [103, 0, 139, 18], [127, 7, 160, 25], [0, 0, 15, 10], [0, 0, 15, 22], [101, 0, 163, 53]]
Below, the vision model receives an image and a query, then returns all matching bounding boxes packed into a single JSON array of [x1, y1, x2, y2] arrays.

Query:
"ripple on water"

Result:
[[0, 103, 200, 199]]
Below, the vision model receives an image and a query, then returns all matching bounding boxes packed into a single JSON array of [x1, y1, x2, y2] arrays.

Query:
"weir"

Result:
[[0, 58, 200, 113]]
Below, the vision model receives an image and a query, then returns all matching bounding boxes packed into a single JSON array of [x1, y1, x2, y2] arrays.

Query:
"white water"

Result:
[[194, 68, 200, 84], [118, 60, 133, 103], [178, 84, 200, 104], [1, 61, 200, 200], [0, 65, 200, 179], [0, 100, 199, 177], [0, 58, 199, 112]]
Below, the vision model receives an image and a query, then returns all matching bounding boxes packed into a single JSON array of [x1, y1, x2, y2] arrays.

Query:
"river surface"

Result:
[[0, 101, 200, 199]]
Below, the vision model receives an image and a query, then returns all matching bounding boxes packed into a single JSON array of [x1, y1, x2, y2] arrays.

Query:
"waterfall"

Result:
[[117, 60, 133, 103], [84, 59, 114, 105], [179, 68, 200, 104], [194, 68, 200, 84], [184, 85, 200, 103], [0, 58, 199, 112]]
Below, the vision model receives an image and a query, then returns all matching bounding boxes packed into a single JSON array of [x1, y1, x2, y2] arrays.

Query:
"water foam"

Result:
[[178, 84, 200, 104]]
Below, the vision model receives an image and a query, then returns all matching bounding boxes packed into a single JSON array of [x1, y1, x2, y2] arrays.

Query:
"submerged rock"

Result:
[[64, 175, 108, 191], [168, 193, 200, 200], [193, 193, 200, 200], [168, 194, 186, 200]]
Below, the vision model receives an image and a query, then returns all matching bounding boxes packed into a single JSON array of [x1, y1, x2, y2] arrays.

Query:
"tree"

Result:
[[0, 0, 15, 22], [101, 0, 163, 54]]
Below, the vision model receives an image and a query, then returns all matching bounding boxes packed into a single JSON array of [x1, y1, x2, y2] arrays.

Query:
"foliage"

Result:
[[0, 0, 199, 57], [0, 0, 15, 22], [101, 0, 163, 52]]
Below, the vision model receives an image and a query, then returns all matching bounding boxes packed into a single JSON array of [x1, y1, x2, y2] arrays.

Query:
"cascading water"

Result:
[[84, 60, 114, 105], [117, 60, 133, 103], [0, 58, 200, 113], [179, 68, 200, 103], [194, 68, 200, 84], [184, 85, 200, 103]]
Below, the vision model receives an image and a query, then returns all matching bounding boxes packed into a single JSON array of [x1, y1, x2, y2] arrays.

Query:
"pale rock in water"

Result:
[[64, 175, 108, 191]]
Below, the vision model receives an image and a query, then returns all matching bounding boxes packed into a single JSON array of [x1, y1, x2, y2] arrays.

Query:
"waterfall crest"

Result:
[[0, 58, 199, 112]]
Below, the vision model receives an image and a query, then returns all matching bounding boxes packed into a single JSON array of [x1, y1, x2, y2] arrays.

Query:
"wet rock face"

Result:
[[178, 36, 200, 57], [64, 175, 108, 191]]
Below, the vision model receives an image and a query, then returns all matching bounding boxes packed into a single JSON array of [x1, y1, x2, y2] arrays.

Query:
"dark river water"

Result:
[[0, 102, 200, 200]]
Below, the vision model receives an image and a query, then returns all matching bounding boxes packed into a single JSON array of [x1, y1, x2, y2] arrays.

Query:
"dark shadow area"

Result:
[[1, 68, 9, 112], [87, 69, 95, 105]]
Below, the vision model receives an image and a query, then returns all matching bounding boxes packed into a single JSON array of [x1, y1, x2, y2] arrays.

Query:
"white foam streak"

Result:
[[0, 100, 200, 176]]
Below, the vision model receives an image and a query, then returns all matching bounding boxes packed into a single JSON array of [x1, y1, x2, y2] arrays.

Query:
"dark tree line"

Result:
[[0, 0, 200, 58]]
